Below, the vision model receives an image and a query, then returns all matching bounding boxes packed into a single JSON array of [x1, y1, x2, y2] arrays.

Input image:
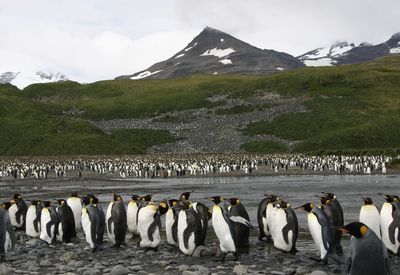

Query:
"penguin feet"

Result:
[[308, 256, 328, 265], [216, 253, 227, 262]]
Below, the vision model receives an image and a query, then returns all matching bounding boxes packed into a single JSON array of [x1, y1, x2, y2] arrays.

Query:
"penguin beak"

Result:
[[338, 227, 349, 234], [294, 206, 305, 211]]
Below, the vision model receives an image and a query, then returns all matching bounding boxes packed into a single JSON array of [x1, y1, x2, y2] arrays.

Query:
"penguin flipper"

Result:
[[147, 220, 158, 242], [282, 224, 291, 245], [33, 214, 41, 233], [46, 219, 55, 238], [107, 217, 114, 234], [7, 222, 16, 249], [229, 216, 253, 229]]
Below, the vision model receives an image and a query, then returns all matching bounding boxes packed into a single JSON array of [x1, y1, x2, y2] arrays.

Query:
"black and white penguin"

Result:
[[177, 201, 203, 255], [295, 202, 334, 262], [0, 203, 16, 260], [40, 201, 58, 245], [106, 194, 127, 247], [340, 222, 390, 275], [209, 196, 252, 262], [320, 192, 344, 255], [26, 200, 43, 238], [81, 195, 105, 252], [56, 199, 76, 243], [127, 194, 140, 236], [379, 193, 400, 254], [165, 199, 179, 246], [190, 201, 211, 246], [270, 200, 298, 253], [359, 197, 381, 239], [137, 201, 168, 250], [9, 193, 27, 230], [66, 192, 82, 231], [228, 198, 250, 252], [257, 194, 277, 241], [179, 191, 192, 201]]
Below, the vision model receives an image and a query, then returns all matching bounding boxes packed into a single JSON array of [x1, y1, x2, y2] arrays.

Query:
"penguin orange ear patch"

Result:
[[360, 225, 368, 236]]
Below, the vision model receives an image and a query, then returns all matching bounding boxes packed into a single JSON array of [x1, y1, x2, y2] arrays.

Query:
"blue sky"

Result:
[[1, 0, 399, 82]]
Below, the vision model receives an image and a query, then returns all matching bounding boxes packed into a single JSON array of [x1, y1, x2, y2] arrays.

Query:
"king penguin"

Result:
[[9, 193, 27, 230], [209, 196, 252, 262], [359, 197, 381, 239], [379, 193, 400, 255], [340, 222, 390, 275], [260, 195, 279, 241], [56, 199, 76, 243], [106, 194, 127, 247], [66, 192, 82, 231], [26, 200, 43, 238], [40, 201, 58, 245], [0, 203, 16, 260], [190, 201, 211, 246], [137, 201, 168, 250], [295, 202, 334, 263], [228, 198, 250, 252], [320, 192, 344, 255], [126, 194, 140, 236], [177, 201, 203, 256], [165, 199, 179, 246], [270, 200, 298, 253], [81, 195, 104, 252]]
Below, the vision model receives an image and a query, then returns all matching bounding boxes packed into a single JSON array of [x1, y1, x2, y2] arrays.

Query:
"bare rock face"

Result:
[[117, 26, 304, 80]]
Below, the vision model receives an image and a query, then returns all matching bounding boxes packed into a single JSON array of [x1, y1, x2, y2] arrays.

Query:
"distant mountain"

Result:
[[117, 27, 305, 80], [299, 32, 400, 66], [0, 70, 68, 89]]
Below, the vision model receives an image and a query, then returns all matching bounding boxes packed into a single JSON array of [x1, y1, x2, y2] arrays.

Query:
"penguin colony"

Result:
[[0, 192, 399, 275], [0, 154, 392, 181]]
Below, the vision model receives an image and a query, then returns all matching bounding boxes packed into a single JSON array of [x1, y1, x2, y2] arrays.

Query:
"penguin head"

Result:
[[131, 194, 140, 202], [71, 192, 79, 198], [378, 193, 395, 202], [168, 199, 179, 207], [88, 194, 99, 204], [228, 198, 240, 206], [277, 200, 290, 209], [179, 192, 191, 201], [140, 194, 153, 202], [30, 200, 41, 206], [362, 197, 373, 205], [43, 201, 52, 208], [158, 201, 169, 215], [319, 196, 331, 205], [295, 202, 314, 212], [82, 196, 91, 206], [57, 199, 66, 205], [265, 194, 279, 202], [322, 192, 336, 200], [209, 196, 224, 205], [13, 193, 22, 200], [178, 200, 192, 210], [339, 222, 369, 239], [0, 202, 12, 210], [113, 194, 123, 202]]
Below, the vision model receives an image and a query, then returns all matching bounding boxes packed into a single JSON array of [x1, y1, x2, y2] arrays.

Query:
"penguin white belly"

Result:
[[269, 206, 279, 239], [9, 204, 23, 228], [265, 203, 274, 237], [4, 232, 10, 254], [126, 202, 138, 235], [81, 208, 94, 248], [26, 206, 40, 238], [106, 202, 115, 243], [138, 206, 159, 248], [177, 210, 195, 255], [308, 213, 327, 259], [166, 209, 176, 245], [212, 206, 235, 253], [272, 209, 292, 252], [57, 223, 63, 241], [380, 203, 396, 253], [40, 208, 53, 244], [67, 197, 82, 230], [359, 205, 381, 239]]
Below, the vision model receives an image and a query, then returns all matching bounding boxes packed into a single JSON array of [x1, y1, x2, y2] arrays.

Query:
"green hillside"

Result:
[[1, 55, 400, 155]]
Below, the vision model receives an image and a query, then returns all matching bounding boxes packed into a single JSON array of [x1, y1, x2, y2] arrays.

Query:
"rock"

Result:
[[296, 266, 311, 275], [310, 271, 328, 275], [210, 246, 221, 257], [39, 260, 52, 267], [130, 266, 143, 272], [0, 264, 14, 275], [179, 265, 190, 271], [233, 265, 248, 275], [60, 252, 78, 263], [192, 246, 211, 257], [110, 265, 129, 275], [182, 271, 199, 275], [82, 269, 102, 275], [27, 266, 40, 272]]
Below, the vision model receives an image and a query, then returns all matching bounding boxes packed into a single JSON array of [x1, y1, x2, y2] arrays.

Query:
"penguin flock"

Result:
[[0, 154, 393, 181], [0, 191, 399, 275]]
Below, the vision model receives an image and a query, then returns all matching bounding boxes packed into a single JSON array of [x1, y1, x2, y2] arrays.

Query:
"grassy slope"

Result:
[[1, 55, 400, 155]]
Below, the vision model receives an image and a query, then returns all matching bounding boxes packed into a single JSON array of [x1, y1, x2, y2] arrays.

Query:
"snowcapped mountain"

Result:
[[117, 27, 304, 80], [0, 70, 68, 89], [299, 32, 400, 67]]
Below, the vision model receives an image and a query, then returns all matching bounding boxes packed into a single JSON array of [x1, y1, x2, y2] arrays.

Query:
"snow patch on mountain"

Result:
[[175, 54, 185, 59], [130, 70, 162, 80], [219, 59, 232, 65], [201, 47, 236, 58], [0, 70, 68, 89]]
